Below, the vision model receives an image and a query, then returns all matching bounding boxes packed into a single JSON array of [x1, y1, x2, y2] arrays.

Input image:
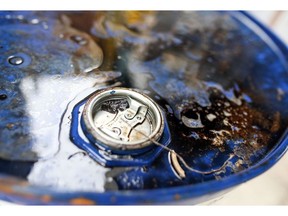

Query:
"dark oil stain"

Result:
[[0, 94, 7, 100], [101, 98, 129, 114]]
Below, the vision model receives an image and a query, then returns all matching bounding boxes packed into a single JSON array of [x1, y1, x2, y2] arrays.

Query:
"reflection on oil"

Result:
[[28, 88, 111, 191], [0, 11, 288, 192]]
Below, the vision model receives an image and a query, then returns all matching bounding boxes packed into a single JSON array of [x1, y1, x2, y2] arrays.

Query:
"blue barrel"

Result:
[[0, 11, 288, 205]]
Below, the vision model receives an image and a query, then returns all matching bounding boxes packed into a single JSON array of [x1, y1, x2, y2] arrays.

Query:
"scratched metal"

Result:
[[0, 11, 288, 204]]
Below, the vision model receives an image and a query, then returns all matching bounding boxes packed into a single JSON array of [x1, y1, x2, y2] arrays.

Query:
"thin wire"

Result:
[[126, 116, 234, 175], [146, 135, 234, 175], [98, 120, 234, 175]]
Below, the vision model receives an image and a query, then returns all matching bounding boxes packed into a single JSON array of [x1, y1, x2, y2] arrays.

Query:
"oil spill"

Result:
[[0, 11, 288, 192]]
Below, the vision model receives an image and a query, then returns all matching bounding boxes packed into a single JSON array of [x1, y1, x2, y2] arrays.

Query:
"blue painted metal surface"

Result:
[[70, 96, 171, 167], [0, 11, 288, 205]]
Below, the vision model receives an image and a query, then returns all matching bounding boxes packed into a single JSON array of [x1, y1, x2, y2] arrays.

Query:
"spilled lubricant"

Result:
[[1, 11, 288, 193]]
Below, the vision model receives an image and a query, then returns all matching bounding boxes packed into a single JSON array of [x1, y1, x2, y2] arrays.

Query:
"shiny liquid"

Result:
[[0, 11, 288, 192]]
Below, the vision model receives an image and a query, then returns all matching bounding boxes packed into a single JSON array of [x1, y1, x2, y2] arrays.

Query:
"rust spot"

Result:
[[174, 194, 181, 200], [0, 182, 36, 200], [0, 177, 45, 201], [0, 177, 29, 194], [271, 112, 281, 133], [41, 195, 52, 203], [0, 183, 14, 194], [70, 197, 96, 205], [6, 123, 15, 130]]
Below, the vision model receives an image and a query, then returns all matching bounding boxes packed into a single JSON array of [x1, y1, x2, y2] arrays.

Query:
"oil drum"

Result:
[[0, 11, 288, 205]]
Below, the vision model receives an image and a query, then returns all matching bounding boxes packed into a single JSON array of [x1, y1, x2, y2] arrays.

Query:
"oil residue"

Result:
[[0, 11, 288, 192], [101, 98, 130, 114]]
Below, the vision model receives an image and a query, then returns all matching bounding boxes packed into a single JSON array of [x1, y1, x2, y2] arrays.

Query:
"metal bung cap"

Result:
[[82, 87, 164, 152]]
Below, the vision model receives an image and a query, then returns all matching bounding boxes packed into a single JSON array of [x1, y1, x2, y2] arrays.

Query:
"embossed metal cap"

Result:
[[82, 87, 164, 152]]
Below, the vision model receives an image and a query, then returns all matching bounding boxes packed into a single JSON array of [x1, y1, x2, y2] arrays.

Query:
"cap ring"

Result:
[[82, 87, 164, 151]]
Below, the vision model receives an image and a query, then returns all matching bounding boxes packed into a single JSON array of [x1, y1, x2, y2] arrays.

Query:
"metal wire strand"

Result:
[[96, 111, 234, 175], [126, 124, 234, 175], [146, 136, 234, 175]]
